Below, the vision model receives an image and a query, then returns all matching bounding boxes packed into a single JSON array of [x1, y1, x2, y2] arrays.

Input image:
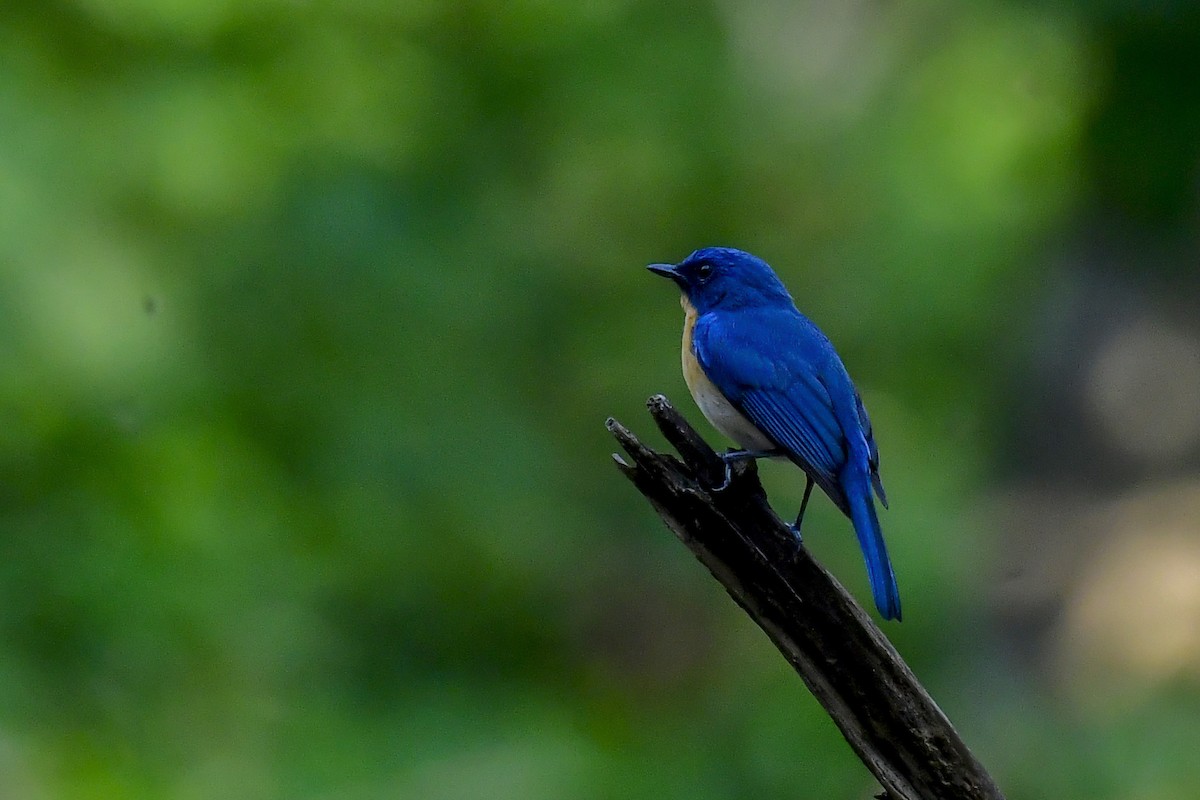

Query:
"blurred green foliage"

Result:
[[2, 2, 1199, 798]]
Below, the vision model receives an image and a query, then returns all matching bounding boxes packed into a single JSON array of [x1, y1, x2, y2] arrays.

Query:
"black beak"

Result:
[[647, 263, 682, 282]]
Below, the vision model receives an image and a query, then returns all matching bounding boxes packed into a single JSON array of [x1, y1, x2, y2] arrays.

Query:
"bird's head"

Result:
[[647, 247, 792, 314]]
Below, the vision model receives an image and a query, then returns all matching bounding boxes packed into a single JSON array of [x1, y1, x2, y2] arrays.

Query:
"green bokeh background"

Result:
[[3, 2, 1200, 798]]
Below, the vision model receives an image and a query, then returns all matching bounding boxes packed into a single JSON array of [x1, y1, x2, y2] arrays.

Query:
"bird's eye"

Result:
[[696, 263, 714, 280]]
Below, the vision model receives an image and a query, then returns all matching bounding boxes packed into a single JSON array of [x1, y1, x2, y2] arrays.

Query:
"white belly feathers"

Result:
[[680, 297, 776, 452]]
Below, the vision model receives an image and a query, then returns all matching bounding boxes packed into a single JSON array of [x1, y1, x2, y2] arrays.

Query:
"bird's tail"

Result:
[[846, 475, 901, 621]]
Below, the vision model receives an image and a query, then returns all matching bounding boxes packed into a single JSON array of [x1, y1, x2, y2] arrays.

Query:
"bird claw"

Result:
[[713, 448, 776, 492], [712, 460, 734, 492], [787, 523, 804, 550]]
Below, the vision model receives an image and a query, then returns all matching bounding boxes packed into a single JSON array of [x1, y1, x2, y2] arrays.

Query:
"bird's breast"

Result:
[[680, 298, 775, 451]]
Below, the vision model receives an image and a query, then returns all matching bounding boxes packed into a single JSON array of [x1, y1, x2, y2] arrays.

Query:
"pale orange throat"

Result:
[[680, 297, 703, 388]]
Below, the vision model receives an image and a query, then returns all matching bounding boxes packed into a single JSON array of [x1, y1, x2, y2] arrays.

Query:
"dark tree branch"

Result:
[[606, 395, 1005, 800]]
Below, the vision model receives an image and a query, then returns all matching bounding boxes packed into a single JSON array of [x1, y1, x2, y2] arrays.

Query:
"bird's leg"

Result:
[[714, 448, 782, 491], [789, 477, 814, 545]]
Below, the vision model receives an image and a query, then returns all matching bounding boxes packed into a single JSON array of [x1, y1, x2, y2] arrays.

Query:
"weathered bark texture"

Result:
[[607, 395, 1005, 800]]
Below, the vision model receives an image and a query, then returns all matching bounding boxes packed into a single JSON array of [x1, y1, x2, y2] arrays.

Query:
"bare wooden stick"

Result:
[[607, 395, 1004, 800]]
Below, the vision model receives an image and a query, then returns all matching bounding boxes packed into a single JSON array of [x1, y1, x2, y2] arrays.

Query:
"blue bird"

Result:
[[648, 247, 901, 621]]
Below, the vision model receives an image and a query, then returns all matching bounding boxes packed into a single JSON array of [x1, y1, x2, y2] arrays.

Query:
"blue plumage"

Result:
[[648, 247, 901, 621]]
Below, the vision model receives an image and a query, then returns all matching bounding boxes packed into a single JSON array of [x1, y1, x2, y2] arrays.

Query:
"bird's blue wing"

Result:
[[855, 390, 888, 508], [693, 312, 849, 512], [694, 308, 900, 620]]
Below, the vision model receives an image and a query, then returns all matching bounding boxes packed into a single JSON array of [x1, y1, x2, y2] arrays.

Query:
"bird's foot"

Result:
[[713, 448, 779, 492], [787, 479, 812, 556], [787, 522, 805, 553], [714, 460, 734, 492]]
